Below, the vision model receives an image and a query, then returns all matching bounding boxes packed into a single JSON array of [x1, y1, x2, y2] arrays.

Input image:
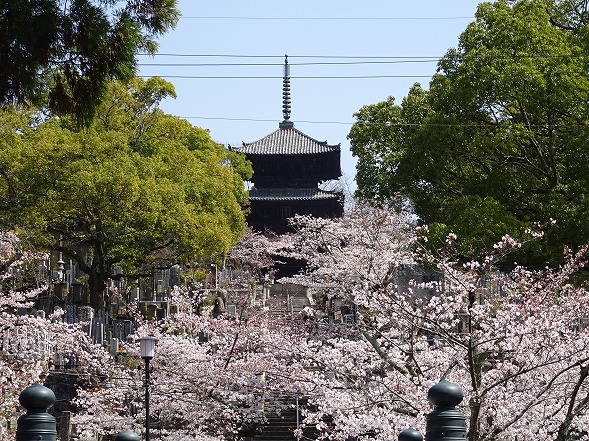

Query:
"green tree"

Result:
[[0, 78, 252, 310], [349, 0, 589, 267], [0, 0, 179, 125]]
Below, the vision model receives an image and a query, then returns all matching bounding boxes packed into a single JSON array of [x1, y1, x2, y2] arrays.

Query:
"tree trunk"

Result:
[[88, 269, 108, 311], [87, 243, 110, 311], [555, 365, 589, 441], [469, 399, 481, 441], [467, 287, 482, 441]]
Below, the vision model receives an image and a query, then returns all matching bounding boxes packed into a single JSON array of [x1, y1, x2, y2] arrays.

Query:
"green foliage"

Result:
[[350, 0, 589, 268], [0, 0, 179, 125], [0, 78, 250, 309]]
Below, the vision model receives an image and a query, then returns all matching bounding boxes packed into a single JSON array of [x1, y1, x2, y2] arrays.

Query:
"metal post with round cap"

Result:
[[16, 384, 57, 441], [115, 429, 141, 441], [399, 427, 423, 441], [139, 336, 157, 441], [425, 380, 467, 440]]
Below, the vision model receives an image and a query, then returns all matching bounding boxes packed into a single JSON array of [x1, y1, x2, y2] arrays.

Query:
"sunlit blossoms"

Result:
[[9, 203, 589, 441], [71, 287, 310, 441], [263, 206, 589, 441], [0, 231, 110, 440], [72, 204, 589, 441]]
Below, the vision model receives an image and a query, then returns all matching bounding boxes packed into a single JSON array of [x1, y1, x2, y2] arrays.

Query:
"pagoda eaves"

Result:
[[230, 126, 340, 156]]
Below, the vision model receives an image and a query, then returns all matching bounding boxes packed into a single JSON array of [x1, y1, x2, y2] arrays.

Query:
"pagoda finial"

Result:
[[279, 54, 294, 129]]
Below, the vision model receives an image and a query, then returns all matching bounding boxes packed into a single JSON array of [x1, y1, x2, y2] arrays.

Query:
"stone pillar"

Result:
[[58, 411, 72, 441]]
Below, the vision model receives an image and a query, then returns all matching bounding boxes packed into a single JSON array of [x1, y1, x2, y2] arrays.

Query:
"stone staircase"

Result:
[[266, 283, 311, 317], [255, 406, 299, 441], [252, 398, 325, 441]]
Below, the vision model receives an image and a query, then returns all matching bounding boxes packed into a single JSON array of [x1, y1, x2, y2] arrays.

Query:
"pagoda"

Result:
[[230, 56, 344, 234]]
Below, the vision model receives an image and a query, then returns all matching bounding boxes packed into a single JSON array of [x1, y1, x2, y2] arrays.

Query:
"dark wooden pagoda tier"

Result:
[[237, 126, 341, 187], [248, 187, 343, 234], [229, 56, 344, 234], [231, 126, 344, 234]]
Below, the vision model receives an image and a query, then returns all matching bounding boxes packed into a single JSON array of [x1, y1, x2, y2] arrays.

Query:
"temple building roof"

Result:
[[249, 187, 342, 201], [231, 127, 340, 155], [230, 55, 340, 156], [239, 55, 344, 236]]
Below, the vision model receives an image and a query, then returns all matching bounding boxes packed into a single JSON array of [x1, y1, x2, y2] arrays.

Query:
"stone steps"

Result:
[[252, 398, 326, 441]]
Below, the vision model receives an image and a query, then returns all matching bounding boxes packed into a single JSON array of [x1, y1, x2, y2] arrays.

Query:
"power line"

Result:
[[137, 54, 446, 59], [138, 75, 432, 79], [179, 16, 473, 21], [178, 116, 351, 125], [138, 53, 589, 63], [174, 116, 589, 129], [137, 60, 440, 67], [136, 53, 589, 79]]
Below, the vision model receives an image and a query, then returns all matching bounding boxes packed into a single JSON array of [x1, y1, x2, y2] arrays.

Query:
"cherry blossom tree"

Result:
[[71, 285, 312, 441], [0, 231, 111, 440], [226, 228, 277, 277], [66, 205, 589, 441], [269, 206, 589, 441], [0, 231, 55, 438]]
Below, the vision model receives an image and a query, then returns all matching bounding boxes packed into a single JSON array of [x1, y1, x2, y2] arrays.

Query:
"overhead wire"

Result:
[[136, 53, 436, 125], [137, 56, 437, 79], [137, 53, 589, 78], [171, 116, 589, 129], [136, 49, 589, 128], [179, 16, 473, 21], [137, 53, 589, 61], [137, 54, 441, 78], [137, 75, 432, 79], [138, 54, 445, 59], [136, 13, 545, 127], [175, 116, 351, 124], [137, 60, 440, 67]]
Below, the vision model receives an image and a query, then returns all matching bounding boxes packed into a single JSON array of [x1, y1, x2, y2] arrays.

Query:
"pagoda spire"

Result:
[[279, 54, 294, 128]]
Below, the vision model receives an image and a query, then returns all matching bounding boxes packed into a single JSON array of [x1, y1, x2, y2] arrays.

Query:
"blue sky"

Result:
[[138, 1, 482, 191]]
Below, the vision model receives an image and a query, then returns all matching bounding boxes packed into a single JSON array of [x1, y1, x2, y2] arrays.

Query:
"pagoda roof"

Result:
[[249, 187, 342, 201], [231, 127, 341, 155]]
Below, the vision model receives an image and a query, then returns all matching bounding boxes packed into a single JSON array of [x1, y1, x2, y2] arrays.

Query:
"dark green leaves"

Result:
[[350, 0, 589, 268], [0, 0, 178, 125]]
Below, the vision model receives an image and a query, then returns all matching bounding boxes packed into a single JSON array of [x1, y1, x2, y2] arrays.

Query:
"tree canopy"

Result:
[[0, 77, 252, 310], [268, 207, 589, 441], [73, 206, 589, 441], [0, 230, 110, 440], [0, 0, 179, 124], [349, 0, 589, 268]]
